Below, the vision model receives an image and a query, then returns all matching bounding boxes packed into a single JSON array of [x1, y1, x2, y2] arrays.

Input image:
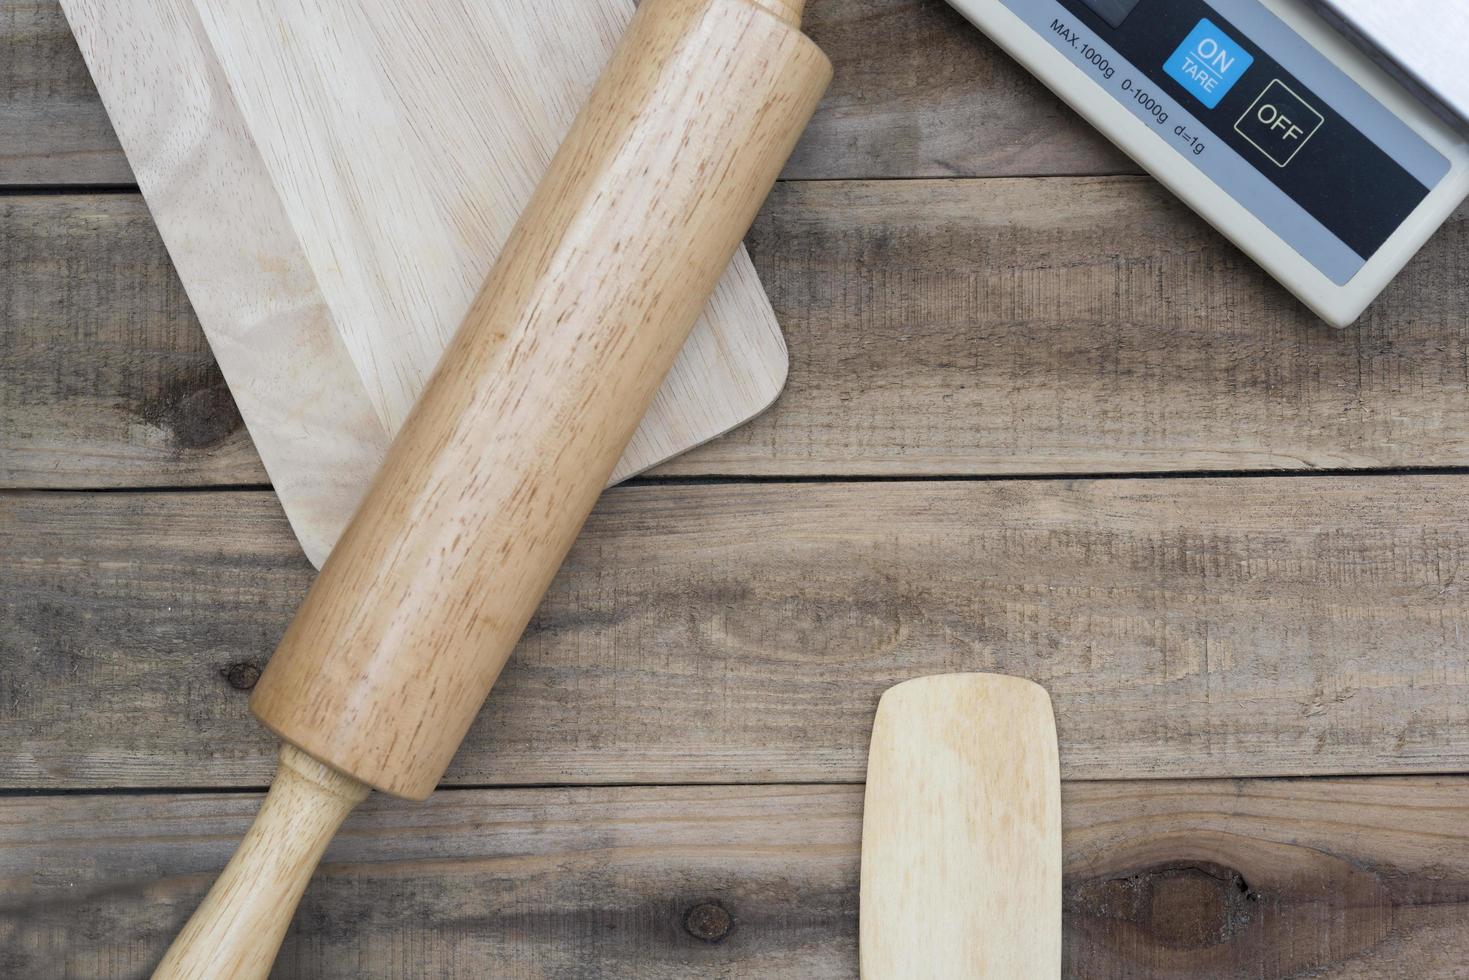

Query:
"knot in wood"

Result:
[[683, 901, 733, 943], [221, 661, 262, 691], [138, 375, 243, 451]]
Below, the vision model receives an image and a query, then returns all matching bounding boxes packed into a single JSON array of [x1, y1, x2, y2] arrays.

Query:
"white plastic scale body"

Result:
[[947, 0, 1469, 326]]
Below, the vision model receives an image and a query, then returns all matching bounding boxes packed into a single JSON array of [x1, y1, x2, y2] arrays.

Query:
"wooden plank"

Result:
[[673, 178, 1469, 476], [0, 195, 266, 487], [1, 0, 1130, 187], [3, 478, 1467, 789], [786, 0, 1133, 179], [8, 182, 1469, 488], [0, 0, 126, 184], [2, 778, 1466, 978]]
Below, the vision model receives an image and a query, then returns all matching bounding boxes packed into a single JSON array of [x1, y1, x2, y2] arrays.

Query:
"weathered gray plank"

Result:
[[786, 0, 1133, 179], [0, 0, 126, 184], [0, 195, 265, 487], [7, 184, 1469, 489], [3, 478, 1467, 789], [0, 0, 1130, 187], [3, 778, 1466, 978], [674, 178, 1469, 476]]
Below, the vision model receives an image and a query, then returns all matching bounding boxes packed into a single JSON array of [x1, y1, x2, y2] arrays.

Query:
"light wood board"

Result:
[[3, 779, 1467, 978], [861, 675, 1062, 978], [57, 0, 788, 566], [4, 476, 1468, 789]]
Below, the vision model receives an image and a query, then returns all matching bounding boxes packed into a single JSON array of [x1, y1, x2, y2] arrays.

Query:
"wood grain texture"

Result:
[[8, 2, 1465, 973], [151, 745, 369, 980], [0, 195, 266, 487], [3, 477, 1466, 790], [249, 0, 828, 800], [58, 1, 826, 967], [58, 0, 795, 567], [0, 0, 126, 184], [672, 178, 1469, 476], [8, 182, 1469, 489], [2, 778, 1466, 978], [785, 0, 1132, 179], [1, 0, 1131, 187], [861, 675, 1061, 978]]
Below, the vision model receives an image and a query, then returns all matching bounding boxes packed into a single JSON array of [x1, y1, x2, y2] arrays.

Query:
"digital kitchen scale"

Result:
[[947, 0, 1469, 326]]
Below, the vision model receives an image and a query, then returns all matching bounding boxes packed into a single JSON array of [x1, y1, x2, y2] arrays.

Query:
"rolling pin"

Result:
[[152, 0, 830, 975]]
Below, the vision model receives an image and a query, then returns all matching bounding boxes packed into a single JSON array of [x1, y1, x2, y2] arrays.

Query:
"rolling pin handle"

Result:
[[151, 745, 371, 980]]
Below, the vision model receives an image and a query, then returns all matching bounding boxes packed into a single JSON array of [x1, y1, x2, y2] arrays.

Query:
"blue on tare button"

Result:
[[1164, 18, 1255, 109]]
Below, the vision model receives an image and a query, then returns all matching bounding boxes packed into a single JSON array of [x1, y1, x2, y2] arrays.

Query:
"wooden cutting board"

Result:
[[60, 0, 789, 567]]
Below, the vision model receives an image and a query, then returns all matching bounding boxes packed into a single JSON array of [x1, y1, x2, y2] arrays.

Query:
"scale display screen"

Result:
[[1080, 0, 1140, 28], [997, 0, 1451, 285]]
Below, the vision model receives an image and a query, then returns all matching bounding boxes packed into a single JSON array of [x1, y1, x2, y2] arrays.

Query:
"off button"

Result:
[[1235, 79, 1324, 167]]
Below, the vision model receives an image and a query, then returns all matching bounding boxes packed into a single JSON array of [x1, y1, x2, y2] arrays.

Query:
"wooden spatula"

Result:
[[861, 674, 1062, 978]]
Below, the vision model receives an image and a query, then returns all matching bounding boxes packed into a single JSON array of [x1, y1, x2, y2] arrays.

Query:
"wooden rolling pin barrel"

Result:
[[153, 0, 830, 975]]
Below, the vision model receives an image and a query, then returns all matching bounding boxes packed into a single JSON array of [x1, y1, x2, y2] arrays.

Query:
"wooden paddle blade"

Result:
[[860, 674, 1062, 979]]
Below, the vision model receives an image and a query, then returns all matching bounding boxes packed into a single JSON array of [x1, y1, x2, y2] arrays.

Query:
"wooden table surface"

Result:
[[4, 1, 1469, 976]]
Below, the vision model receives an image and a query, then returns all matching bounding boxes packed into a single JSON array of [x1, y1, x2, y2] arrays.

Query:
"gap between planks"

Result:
[[10, 465, 1469, 502]]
